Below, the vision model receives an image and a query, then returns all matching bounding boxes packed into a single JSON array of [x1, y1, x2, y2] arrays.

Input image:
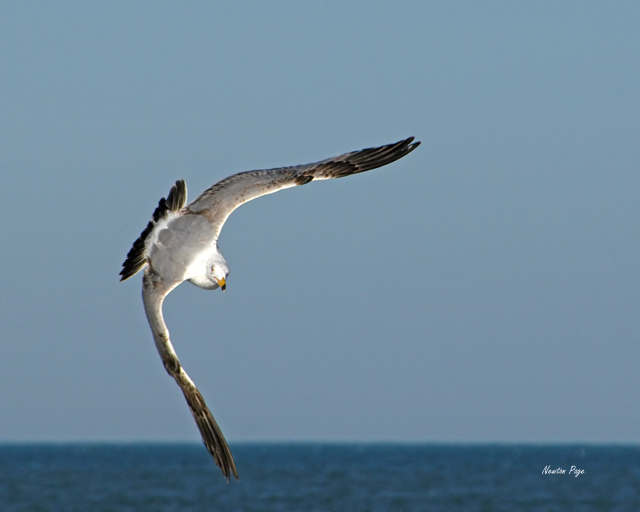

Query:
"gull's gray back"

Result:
[[147, 214, 217, 282]]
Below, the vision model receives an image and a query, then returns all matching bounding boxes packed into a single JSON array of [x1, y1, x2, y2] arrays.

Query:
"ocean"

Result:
[[1, 443, 638, 511]]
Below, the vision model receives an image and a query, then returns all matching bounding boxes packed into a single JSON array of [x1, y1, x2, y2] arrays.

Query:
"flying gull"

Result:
[[120, 137, 420, 480]]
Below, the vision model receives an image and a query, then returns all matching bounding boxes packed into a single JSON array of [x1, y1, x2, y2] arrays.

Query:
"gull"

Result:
[[120, 137, 420, 480]]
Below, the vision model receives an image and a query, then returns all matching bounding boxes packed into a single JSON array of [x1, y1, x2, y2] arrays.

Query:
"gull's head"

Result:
[[187, 250, 230, 291], [209, 253, 230, 292]]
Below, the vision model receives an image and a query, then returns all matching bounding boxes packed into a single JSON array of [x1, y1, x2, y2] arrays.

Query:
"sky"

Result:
[[1, 1, 639, 444]]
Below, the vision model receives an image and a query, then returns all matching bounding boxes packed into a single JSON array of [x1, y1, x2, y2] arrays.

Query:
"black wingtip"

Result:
[[347, 136, 421, 174], [181, 385, 239, 481], [166, 179, 187, 212], [119, 180, 188, 282], [399, 136, 419, 149], [397, 136, 420, 156], [405, 136, 420, 149]]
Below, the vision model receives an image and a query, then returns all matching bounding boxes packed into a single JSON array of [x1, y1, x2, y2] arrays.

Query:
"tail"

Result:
[[120, 180, 187, 281]]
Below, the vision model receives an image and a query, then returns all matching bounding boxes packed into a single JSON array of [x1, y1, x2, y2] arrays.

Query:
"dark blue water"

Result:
[[1, 444, 638, 511]]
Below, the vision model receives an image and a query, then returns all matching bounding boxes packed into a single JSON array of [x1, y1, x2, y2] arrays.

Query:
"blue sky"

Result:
[[1, 1, 639, 443]]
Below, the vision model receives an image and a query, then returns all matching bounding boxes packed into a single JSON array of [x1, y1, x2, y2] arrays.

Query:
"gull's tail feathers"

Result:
[[119, 180, 187, 281]]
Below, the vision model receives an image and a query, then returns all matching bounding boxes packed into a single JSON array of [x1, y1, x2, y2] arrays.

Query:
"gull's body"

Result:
[[120, 137, 420, 481]]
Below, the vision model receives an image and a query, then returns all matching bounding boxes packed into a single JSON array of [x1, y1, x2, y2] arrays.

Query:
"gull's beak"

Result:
[[216, 277, 226, 292]]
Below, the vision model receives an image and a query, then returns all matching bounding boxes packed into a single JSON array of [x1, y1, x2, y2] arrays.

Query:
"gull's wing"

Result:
[[142, 272, 238, 481], [187, 137, 420, 239], [120, 180, 188, 282]]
